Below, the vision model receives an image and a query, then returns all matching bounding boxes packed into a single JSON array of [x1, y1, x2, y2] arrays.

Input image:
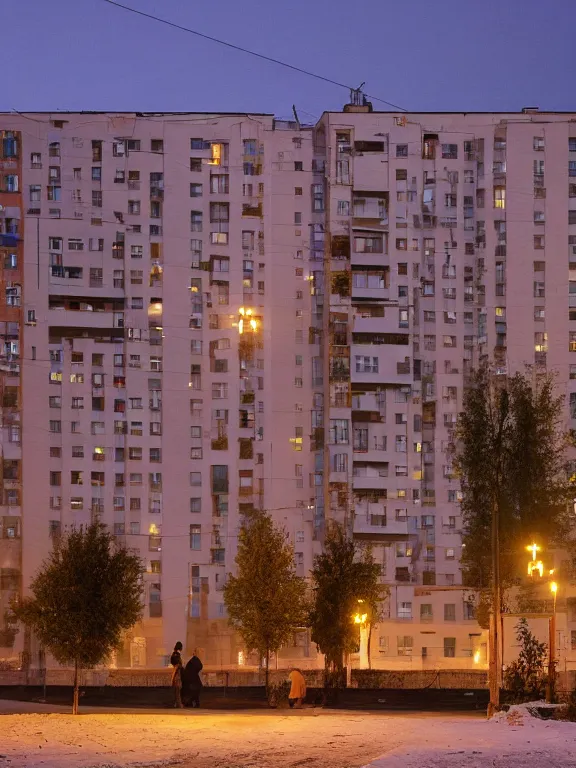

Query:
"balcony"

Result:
[[352, 473, 387, 492], [352, 194, 389, 230], [353, 514, 409, 540], [351, 344, 411, 386], [351, 392, 386, 418]]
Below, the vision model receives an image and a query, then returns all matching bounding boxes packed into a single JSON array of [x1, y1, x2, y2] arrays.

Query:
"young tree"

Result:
[[10, 522, 143, 713], [223, 511, 308, 692], [503, 618, 548, 702], [453, 365, 573, 711], [309, 522, 384, 683]]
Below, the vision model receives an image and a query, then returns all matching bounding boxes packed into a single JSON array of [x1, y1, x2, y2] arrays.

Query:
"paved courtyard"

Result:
[[0, 701, 574, 768]]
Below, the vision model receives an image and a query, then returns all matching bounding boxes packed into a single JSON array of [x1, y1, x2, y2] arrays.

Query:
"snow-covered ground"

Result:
[[0, 700, 574, 768]]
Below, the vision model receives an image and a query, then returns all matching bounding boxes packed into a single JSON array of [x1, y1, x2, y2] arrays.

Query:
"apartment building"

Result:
[[0, 113, 319, 668], [2, 106, 576, 672], [314, 104, 576, 669]]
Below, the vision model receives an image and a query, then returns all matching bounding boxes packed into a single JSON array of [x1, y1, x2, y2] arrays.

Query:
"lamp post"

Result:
[[526, 544, 557, 703], [353, 608, 369, 669], [547, 580, 557, 703]]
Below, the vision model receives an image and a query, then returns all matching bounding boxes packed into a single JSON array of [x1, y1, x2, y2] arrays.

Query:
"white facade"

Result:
[[2, 107, 576, 671]]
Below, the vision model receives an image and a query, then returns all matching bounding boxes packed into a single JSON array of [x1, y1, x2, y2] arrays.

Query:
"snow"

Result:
[[0, 700, 574, 768]]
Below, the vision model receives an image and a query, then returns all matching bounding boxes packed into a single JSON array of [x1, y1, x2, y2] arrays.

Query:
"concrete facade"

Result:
[[1, 108, 576, 673]]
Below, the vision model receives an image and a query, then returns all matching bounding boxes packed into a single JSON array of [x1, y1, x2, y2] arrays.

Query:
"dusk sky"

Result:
[[4, 0, 575, 117]]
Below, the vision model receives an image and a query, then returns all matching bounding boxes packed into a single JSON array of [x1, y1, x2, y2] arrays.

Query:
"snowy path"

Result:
[[0, 702, 574, 768]]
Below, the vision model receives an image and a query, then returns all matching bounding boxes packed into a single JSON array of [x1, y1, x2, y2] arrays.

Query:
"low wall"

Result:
[[0, 667, 488, 690], [352, 669, 488, 690]]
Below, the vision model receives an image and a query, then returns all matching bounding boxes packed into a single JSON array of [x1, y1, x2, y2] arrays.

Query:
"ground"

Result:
[[0, 701, 575, 768]]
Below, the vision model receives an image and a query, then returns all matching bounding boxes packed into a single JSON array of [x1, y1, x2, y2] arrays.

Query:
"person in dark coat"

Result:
[[170, 641, 184, 709], [182, 649, 203, 708]]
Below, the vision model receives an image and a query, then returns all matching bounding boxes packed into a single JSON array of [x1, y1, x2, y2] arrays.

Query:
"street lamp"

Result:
[[547, 580, 558, 703], [526, 543, 544, 578], [352, 600, 369, 670]]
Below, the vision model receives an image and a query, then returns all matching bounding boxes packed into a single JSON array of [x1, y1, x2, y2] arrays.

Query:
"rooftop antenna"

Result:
[[350, 83, 366, 106]]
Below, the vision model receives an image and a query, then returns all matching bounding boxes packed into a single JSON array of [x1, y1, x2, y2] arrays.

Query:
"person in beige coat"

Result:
[[288, 668, 306, 709]]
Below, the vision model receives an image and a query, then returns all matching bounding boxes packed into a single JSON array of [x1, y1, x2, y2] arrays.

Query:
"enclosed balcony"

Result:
[[351, 266, 389, 301], [352, 192, 388, 227]]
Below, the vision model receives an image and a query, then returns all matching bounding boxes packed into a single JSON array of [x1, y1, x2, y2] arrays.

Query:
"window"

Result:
[[493, 187, 505, 209], [190, 210, 203, 232], [420, 604, 433, 620], [444, 603, 456, 621], [534, 281, 545, 298], [534, 331, 548, 352], [396, 144, 408, 158], [397, 636, 413, 656], [570, 161, 576, 178], [329, 419, 349, 444], [190, 183, 203, 198], [443, 637, 456, 658], [92, 190, 102, 207], [398, 602, 412, 619], [355, 355, 379, 373], [128, 200, 140, 215], [49, 420, 61, 433], [190, 471, 202, 487], [332, 453, 348, 473]]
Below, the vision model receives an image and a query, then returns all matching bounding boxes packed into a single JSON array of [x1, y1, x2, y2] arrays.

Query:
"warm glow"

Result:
[[353, 613, 368, 625], [528, 560, 544, 578], [238, 307, 258, 334], [527, 543, 540, 560], [208, 143, 222, 166], [551, 581, 558, 594], [149, 523, 159, 535], [238, 650, 245, 666], [473, 650, 481, 664]]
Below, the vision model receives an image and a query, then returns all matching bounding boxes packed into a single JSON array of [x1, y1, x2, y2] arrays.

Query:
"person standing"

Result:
[[288, 668, 306, 709], [170, 641, 184, 709], [184, 650, 203, 708]]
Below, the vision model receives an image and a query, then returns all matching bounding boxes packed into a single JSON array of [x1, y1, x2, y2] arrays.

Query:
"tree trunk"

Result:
[[488, 494, 501, 718], [73, 659, 79, 715], [367, 623, 372, 670], [265, 649, 270, 695]]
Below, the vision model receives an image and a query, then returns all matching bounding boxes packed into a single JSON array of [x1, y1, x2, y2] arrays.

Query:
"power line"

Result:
[[98, 0, 407, 112]]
